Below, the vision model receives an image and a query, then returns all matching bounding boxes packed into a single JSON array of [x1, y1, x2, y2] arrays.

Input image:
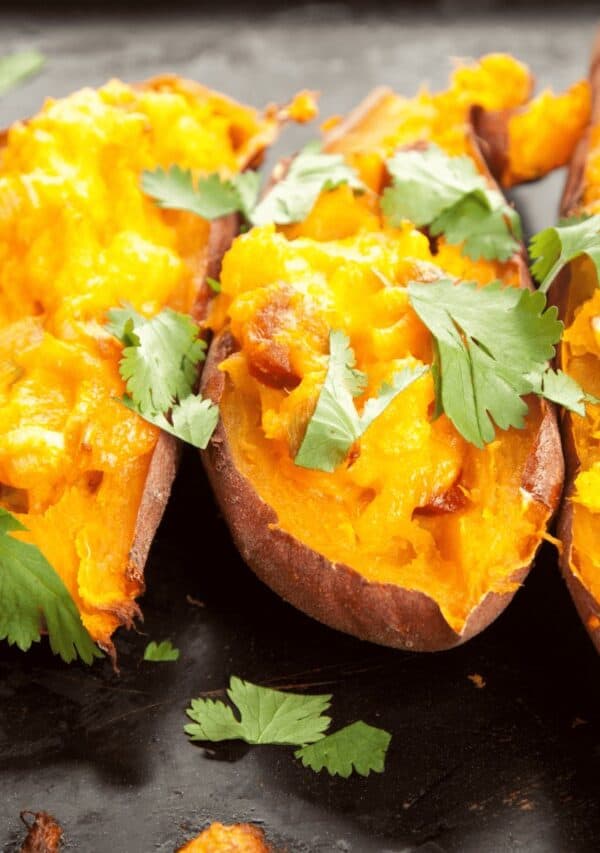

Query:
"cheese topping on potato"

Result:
[[0, 78, 278, 646]]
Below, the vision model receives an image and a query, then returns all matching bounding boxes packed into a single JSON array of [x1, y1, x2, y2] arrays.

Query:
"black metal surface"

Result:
[[2, 6, 600, 851]]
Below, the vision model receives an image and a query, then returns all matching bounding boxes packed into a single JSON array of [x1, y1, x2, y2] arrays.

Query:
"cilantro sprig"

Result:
[[382, 145, 522, 262], [0, 509, 100, 663], [407, 278, 595, 448], [529, 214, 600, 292], [0, 51, 44, 97], [107, 306, 218, 449], [294, 330, 427, 472], [142, 142, 364, 228], [185, 676, 391, 778]]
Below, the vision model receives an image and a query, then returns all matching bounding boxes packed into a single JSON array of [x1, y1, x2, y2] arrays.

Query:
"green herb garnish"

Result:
[[185, 676, 391, 778], [529, 214, 600, 292], [0, 509, 100, 663], [142, 143, 364, 227], [407, 278, 592, 447], [382, 145, 521, 262], [295, 721, 392, 778], [143, 639, 180, 662], [107, 306, 218, 449], [294, 330, 427, 472]]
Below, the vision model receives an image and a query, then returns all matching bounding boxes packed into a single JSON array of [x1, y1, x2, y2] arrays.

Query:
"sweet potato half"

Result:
[[551, 36, 600, 651], [0, 76, 297, 655], [201, 56, 565, 652]]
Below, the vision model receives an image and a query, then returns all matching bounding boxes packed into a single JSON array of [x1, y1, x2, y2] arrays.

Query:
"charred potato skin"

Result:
[[551, 36, 600, 653]]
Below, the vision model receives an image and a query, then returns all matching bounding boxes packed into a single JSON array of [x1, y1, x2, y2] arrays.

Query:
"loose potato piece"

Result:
[[202, 56, 564, 652], [178, 822, 272, 853]]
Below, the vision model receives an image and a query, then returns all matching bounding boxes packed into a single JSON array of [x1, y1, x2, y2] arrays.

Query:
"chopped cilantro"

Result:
[[185, 676, 332, 745], [382, 145, 521, 262], [294, 330, 427, 472], [142, 143, 364, 227], [406, 278, 583, 447], [529, 214, 600, 292], [294, 721, 391, 778], [184, 676, 391, 778], [143, 639, 180, 662], [107, 306, 219, 450]]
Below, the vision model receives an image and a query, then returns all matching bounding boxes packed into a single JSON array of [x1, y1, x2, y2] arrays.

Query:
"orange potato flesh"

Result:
[[208, 55, 560, 638], [560, 254, 600, 611], [0, 78, 288, 650], [178, 822, 271, 853]]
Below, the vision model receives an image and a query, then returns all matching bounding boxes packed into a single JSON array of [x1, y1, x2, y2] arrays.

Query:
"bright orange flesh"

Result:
[[503, 80, 591, 186], [210, 55, 555, 635], [561, 248, 600, 603], [0, 78, 282, 648]]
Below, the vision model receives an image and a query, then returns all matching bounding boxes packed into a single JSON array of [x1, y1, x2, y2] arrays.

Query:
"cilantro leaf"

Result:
[[0, 509, 100, 664], [123, 394, 219, 450], [108, 306, 206, 414], [144, 639, 180, 662], [294, 330, 427, 472], [383, 145, 488, 226], [431, 192, 521, 262], [529, 214, 600, 292], [143, 144, 363, 228], [185, 676, 332, 745], [294, 721, 392, 778], [0, 51, 44, 97], [108, 306, 219, 449], [251, 142, 365, 226], [528, 367, 599, 416], [382, 145, 521, 262], [141, 166, 260, 221], [407, 279, 563, 447]]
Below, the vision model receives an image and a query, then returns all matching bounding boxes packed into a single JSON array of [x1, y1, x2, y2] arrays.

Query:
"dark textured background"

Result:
[[1, 5, 600, 851]]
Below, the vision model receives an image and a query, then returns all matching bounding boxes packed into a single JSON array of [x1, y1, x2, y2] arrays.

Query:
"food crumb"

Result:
[[468, 673, 486, 689], [572, 717, 588, 728]]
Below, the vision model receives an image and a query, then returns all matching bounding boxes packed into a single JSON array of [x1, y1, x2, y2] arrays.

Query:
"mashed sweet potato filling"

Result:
[[0, 78, 282, 646]]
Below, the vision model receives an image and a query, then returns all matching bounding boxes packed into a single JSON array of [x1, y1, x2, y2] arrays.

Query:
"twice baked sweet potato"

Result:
[[201, 56, 564, 652], [551, 36, 600, 651], [0, 76, 298, 656]]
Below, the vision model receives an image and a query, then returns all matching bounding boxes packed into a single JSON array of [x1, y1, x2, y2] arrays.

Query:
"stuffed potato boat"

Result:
[[551, 36, 600, 651], [200, 55, 577, 651], [0, 76, 301, 657]]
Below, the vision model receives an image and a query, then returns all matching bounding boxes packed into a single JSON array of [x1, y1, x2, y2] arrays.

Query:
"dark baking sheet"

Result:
[[2, 5, 600, 851]]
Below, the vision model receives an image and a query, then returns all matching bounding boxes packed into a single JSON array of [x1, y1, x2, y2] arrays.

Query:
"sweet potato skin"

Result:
[[551, 34, 600, 653], [200, 92, 564, 652]]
